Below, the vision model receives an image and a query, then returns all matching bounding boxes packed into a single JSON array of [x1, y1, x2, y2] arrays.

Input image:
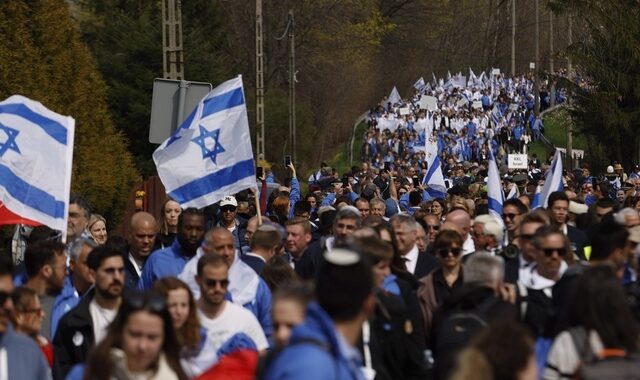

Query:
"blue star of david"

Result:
[[191, 125, 225, 164], [0, 123, 21, 157]]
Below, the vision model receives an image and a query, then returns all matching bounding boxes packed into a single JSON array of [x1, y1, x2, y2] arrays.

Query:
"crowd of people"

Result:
[[2, 68, 640, 380]]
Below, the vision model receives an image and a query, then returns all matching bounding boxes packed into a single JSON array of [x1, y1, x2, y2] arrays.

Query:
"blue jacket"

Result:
[[0, 325, 50, 379], [14, 273, 79, 339], [264, 303, 365, 380], [138, 239, 193, 291]]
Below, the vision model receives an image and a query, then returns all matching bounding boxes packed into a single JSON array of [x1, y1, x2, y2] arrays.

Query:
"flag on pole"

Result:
[[153, 76, 256, 208], [388, 86, 401, 105], [413, 77, 426, 93], [422, 132, 447, 199], [487, 149, 504, 222], [531, 184, 543, 209], [506, 183, 520, 200], [0, 95, 75, 238], [537, 150, 564, 209]]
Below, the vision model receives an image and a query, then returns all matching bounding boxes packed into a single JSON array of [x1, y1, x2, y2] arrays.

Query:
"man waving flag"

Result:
[[0, 95, 75, 238], [153, 76, 256, 208]]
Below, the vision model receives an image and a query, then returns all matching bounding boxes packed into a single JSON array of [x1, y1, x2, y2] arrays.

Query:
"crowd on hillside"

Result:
[[4, 68, 640, 380]]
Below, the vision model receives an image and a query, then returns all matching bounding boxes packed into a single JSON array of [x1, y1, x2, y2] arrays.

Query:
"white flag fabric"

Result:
[[388, 86, 401, 106], [0, 95, 75, 237], [422, 132, 447, 198], [153, 76, 255, 208], [538, 151, 564, 209], [487, 149, 504, 223]]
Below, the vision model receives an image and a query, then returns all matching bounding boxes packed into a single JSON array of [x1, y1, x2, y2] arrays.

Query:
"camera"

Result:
[[497, 244, 519, 260]]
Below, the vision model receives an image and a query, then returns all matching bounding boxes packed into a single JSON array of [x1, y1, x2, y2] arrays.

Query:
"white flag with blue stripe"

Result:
[[0, 95, 75, 237], [153, 76, 255, 208], [422, 132, 447, 198], [538, 150, 564, 209], [487, 149, 504, 222]]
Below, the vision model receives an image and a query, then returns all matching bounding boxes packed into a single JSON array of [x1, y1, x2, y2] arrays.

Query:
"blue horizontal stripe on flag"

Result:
[[488, 196, 503, 216], [0, 103, 67, 145], [0, 163, 65, 219], [169, 158, 255, 204], [201, 87, 245, 119], [427, 188, 447, 199]]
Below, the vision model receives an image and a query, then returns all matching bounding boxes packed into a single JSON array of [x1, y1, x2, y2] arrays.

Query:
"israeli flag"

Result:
[[0, 95, 75, 238], [413, 77, 426, 93], [422, 132, 447, 198], [506, 183, 520, 200], [153, 76, 256, 208], [487, 149, 504, 222], [531, 184, 543, 209], [538, 150, 564, 209]]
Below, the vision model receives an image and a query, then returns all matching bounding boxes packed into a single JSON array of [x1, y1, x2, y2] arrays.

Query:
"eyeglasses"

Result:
[[204, 278, 230, 288], [427, 224, 440, 231], [502, 213, 520, 220], [436, 247, 462, 257], [125, 292, 167, 312], [541, 247, 565, 257], [517, 233, 535, 241], [0, 290, 12, 305], [220, 206, 237, 213]]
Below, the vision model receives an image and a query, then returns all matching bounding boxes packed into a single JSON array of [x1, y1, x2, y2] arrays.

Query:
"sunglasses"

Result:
[[0, 290, 11, 305], [221, 206, 237, 213], [125, 292, 167, 313], [502, 213, 520, 220], [204, 278, 230, 288], [517, 233, 535, 241], [541, 247, 565, 257], [427, 224, 440, 231], [436, 247, 462, 258]]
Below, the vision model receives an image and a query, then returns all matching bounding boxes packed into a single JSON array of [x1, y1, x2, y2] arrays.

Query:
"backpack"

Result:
[[568, 326, 640, 380], [434, 296, 498, 378]]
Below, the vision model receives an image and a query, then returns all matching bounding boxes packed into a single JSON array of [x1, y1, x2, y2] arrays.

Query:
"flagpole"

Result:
[[254, 190, 263, 226]]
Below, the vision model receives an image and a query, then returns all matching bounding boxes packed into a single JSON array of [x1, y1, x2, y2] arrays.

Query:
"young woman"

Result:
[[153, 277, 218, 378], [11, 286, 53, 366], [417, 229, 465, 339], [87, 214, 108, 245], [155, 199, 181, 250], [82, 291, 188, 380]]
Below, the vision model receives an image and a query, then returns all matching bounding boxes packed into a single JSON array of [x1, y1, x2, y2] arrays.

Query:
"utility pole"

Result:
[[567, 15, 572, 72], [534, 0, 540, 117], [549, 10, 555, 106], [511, 0, 516, 76], [255, 0, 265, 161], [288, 10, 296, 164], [161, 0, 184, 80]]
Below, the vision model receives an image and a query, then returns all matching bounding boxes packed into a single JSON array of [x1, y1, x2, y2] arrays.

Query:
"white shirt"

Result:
[[462, 234, 476, 256], [403, 245, 419, 275], [198, 302, 269, 352], [89, 298, 117, 344]]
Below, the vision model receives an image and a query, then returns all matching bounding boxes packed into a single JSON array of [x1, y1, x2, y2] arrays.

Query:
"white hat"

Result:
[[220, 195, 237, 207], [607, 165, 614, 174]]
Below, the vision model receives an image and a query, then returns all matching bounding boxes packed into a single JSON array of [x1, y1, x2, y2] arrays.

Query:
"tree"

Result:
[[550, 0, 640, 172], [0, 0, 139, 228]]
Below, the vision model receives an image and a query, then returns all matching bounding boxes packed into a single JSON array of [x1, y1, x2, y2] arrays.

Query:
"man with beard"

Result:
[[124, 212, 157, 289], [53, 245, 125, 379], [23, 240, 78, 340], [180, 227, 273, 342], [195, 253, 268, 353], [137, 208, 205, 290]]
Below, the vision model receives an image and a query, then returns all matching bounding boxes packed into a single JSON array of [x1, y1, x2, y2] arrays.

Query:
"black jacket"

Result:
[[414, 250, 440, 280], [123, 254, 141, 290], [52, 288, 95, 380]]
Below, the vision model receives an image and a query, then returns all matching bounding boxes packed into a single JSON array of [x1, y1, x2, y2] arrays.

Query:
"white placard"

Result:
[[472, 100, 482, 109], [399, 107, 411, 115], [491, 68, 501, 75], [508, 154, 529, 169], [509, 103, 519, 111], [456, 99, 468, 108], [420, 96, 438, 111], [529, 62, 536, 69]]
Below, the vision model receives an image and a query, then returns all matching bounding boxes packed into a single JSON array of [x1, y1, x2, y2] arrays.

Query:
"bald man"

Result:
[[125, 211, 157, 289], [445, 209, 476, 255]]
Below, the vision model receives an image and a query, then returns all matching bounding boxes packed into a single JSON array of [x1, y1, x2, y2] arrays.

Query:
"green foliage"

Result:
[[551, 0, 640, 172], [0, 0, 139, 228]]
